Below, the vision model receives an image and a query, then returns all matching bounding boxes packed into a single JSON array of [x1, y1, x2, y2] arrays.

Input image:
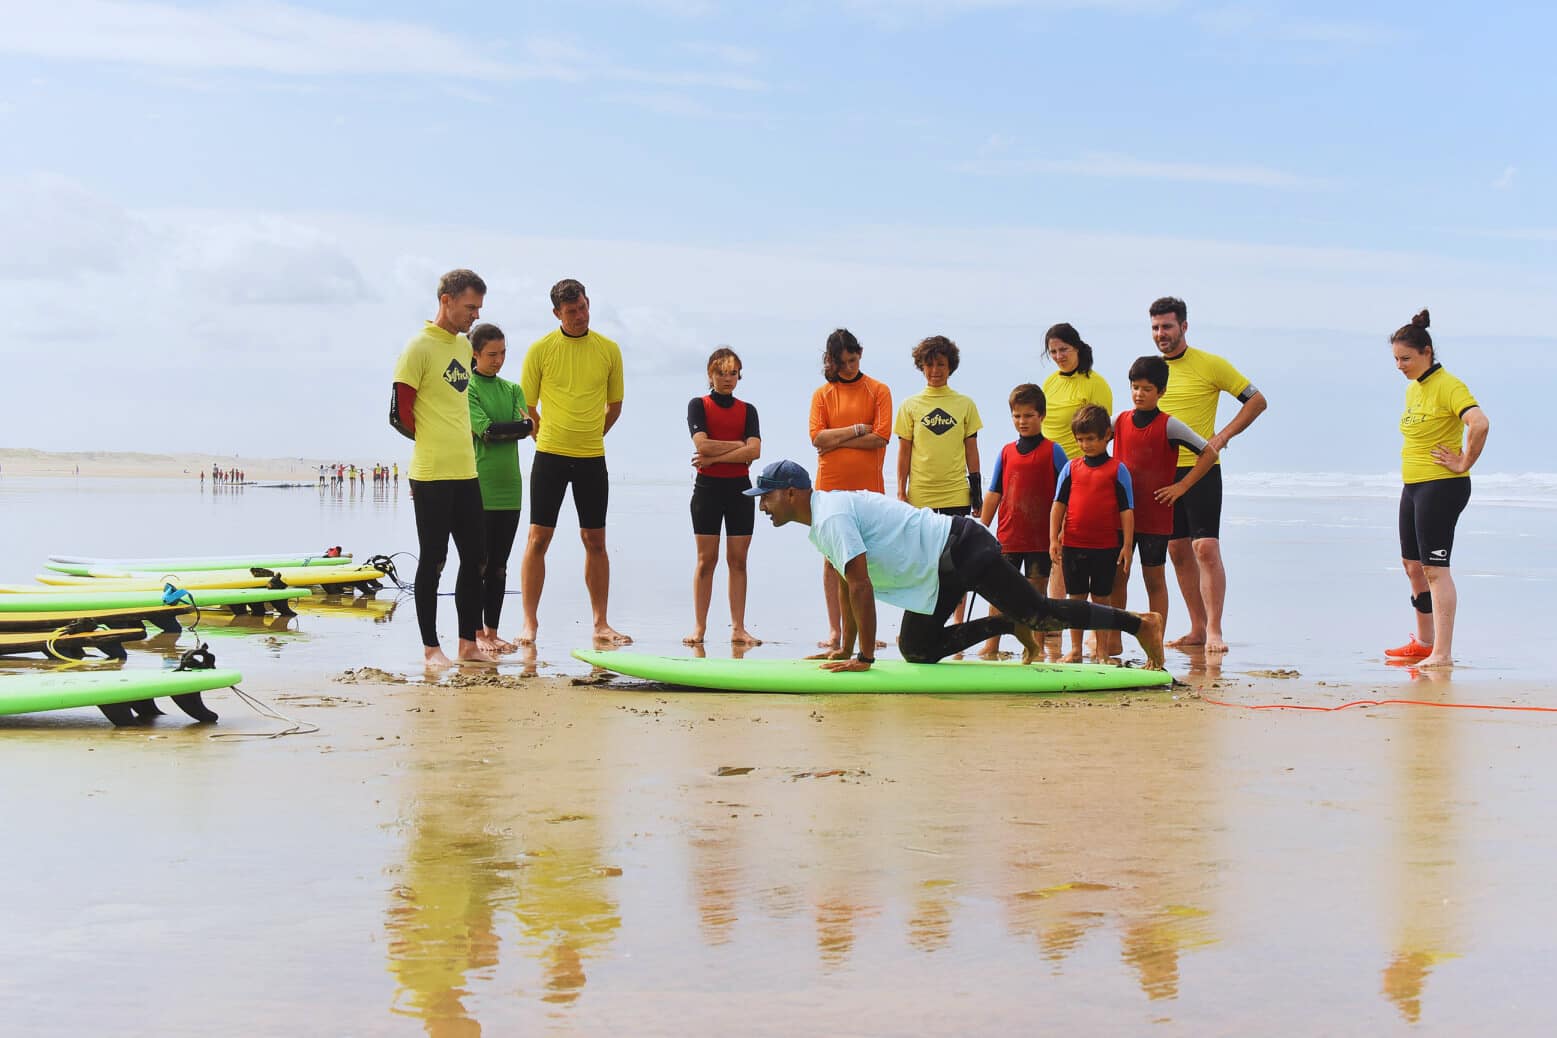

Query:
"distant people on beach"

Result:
[[685, 347, 763, 647], [468, 321, 536, 655], [894, 334, 981, 625], [517, 278, 630, 647], [1386, 310, 1489, 669], [391, 267, 493, 668], [808, 329, 892, 650], [1149, 296, 1268, 654]]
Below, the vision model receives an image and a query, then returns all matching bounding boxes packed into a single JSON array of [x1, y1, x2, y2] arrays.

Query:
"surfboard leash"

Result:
[[1201, 696, 1557, 715], [173, 642, 320, 739]]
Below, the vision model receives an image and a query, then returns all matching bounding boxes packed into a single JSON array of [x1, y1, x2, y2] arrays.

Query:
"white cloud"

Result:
[[956, 151, 1328, 189], [2, 0, 517, 80], [1492, 166, 1517, 191], [0, 1, 767, 91], [682, 42, 763, 66], [1195, 3, 1399, 50], [0, 174, 156, 279]]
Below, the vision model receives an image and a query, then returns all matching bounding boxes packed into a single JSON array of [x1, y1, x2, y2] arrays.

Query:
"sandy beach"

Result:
[[5, 660, 1555, 1035], [2, 471, 1554, 1034]]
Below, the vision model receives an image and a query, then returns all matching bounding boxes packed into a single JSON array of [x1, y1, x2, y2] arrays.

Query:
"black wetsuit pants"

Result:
[[409, 478, 485, 647], [481, 509, 522, 630], [897, 518, 1142, 664]]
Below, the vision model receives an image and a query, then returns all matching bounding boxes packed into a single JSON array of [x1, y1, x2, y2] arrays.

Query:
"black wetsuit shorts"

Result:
[[1399, 478, 1471, 567], [530, 451, 609, 530], [690, 475, 756, 537]]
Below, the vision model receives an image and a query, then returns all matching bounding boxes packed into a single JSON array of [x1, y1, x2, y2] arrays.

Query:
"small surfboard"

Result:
[[0, 667, 242, 725], [572, 649, 1171, 694], [0, 587, 310, 614]]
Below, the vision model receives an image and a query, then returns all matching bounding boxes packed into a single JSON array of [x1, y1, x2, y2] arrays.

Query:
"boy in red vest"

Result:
[[1051, 404, 1134, 663], [976, 383, 1068, 658], [1109, 356, 1219, 650]]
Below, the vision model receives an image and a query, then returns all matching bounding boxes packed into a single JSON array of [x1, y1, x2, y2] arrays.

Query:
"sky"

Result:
[[1, 0, 1553, 476]]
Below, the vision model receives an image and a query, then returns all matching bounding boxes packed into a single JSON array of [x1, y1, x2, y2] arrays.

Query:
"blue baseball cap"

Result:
[[743, 459, 813, 496]]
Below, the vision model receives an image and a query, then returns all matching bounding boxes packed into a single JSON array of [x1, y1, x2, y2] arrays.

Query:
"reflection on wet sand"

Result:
[[675, 696, 1221, 1001], [1382, 673, 1461, 1023], [385, 682, 621, 1032]]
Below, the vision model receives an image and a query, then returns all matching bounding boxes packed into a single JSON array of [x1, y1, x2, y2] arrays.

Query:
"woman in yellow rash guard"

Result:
[[1386, 309, 1489, 669]]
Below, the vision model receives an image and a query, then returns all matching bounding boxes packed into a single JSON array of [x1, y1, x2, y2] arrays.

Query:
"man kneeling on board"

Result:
[[748, 460, 1165, 672]]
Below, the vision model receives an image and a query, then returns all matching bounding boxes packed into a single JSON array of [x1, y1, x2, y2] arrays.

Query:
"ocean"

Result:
[[1, 471, 1549, 686]]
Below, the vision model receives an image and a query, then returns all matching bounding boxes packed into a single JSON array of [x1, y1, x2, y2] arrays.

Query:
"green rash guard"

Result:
[[468, 370, 528, 511]]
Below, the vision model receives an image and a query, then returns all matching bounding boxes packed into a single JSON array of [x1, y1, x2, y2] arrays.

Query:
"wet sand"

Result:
[[3, 663, 1555, 1035]]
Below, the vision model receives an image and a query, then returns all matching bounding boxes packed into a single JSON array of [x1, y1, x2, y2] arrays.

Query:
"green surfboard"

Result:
[[572, 650, 1171, 694], [46, 552, 354, 575], [0, 587, 310, 613], [0, 667, 242, 724]]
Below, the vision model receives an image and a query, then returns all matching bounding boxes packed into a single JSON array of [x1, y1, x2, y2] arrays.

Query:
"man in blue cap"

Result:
[[747, 459, 1165, 671]]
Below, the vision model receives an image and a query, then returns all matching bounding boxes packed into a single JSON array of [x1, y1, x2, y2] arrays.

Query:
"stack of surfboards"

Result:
[[39, 551, 388, 597]]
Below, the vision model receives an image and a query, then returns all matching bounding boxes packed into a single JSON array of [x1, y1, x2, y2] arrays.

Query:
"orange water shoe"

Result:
[[1384, 635, 1432, 660]]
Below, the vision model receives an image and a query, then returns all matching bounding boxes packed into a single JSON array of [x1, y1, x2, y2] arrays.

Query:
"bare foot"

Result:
[[1135, 612, 1166, 670], [593, 624, 633, 645], [818, 632, 841, 650], [1060, 649, 1082, 664], [1204, 631, 1229, 654], [423, 647, 455, 669], [477, 634, 513, 655], [977, 648, 1012, 661], [456, 639, 499, 666], [516, 623, 538, 647], [731, 628, 763, 646], [683, 631, 706, 646], [1011, 623, 1040, 663], [1166, 631, 1205, 649], [1417, 654, 1454, 669]]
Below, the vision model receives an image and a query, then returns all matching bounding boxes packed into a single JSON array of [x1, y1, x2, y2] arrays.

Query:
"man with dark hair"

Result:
[[390, 267, 495, 668], [517, 278, 630, 646], [750, 459, 1164, 670], [1147, 296, 1268, 654]]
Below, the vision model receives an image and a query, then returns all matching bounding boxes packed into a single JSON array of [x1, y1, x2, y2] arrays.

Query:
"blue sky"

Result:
[[1, 0, 1552, 474]]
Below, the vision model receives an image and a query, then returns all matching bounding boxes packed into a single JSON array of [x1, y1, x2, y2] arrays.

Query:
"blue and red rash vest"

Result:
[[1057, 455, 1132, 549], [698, 394, 751, 478], [993, 438, 1065, 553], [1113, 410, 1175, 536]]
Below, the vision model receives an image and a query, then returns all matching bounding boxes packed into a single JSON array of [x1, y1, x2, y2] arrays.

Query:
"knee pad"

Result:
[[1411, 591, 1432, 614]]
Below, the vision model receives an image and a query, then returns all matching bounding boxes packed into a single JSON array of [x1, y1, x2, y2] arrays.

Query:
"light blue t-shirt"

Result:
[[807, 491, 953, 614]]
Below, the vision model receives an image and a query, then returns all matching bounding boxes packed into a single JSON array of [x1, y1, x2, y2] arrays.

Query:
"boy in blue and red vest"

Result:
[[1109, 356, 1219, 650], [976, 383, 1068, 658], [1051, 404, 1134, 663]]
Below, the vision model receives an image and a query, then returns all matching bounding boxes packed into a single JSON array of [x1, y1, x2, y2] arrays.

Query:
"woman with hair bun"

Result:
[[1386, 309, 1489, 668], [1041, 323, 1113, 460]]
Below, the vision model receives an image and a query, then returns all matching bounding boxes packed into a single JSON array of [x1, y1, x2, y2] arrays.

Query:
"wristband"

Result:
[[856, 652, 875, 664]]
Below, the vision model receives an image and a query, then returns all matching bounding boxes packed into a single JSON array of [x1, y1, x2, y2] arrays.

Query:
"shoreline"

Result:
[[0, 448, 396, 481]]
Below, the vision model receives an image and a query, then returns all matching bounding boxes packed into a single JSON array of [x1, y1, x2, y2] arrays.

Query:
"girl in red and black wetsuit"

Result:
[[685, 348, 764, 647]]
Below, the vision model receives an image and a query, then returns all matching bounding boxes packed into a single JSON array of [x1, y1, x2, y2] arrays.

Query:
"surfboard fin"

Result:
[[98, 701, 139, 726], [171, 692, 218, 723], [273, 598, 297, 617], [129, 699, 164, 718]]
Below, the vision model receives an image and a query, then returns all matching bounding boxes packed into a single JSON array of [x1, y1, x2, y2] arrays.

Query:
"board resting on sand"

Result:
[[0, 668, 242, 725], [572, 649, 1170, 694]]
